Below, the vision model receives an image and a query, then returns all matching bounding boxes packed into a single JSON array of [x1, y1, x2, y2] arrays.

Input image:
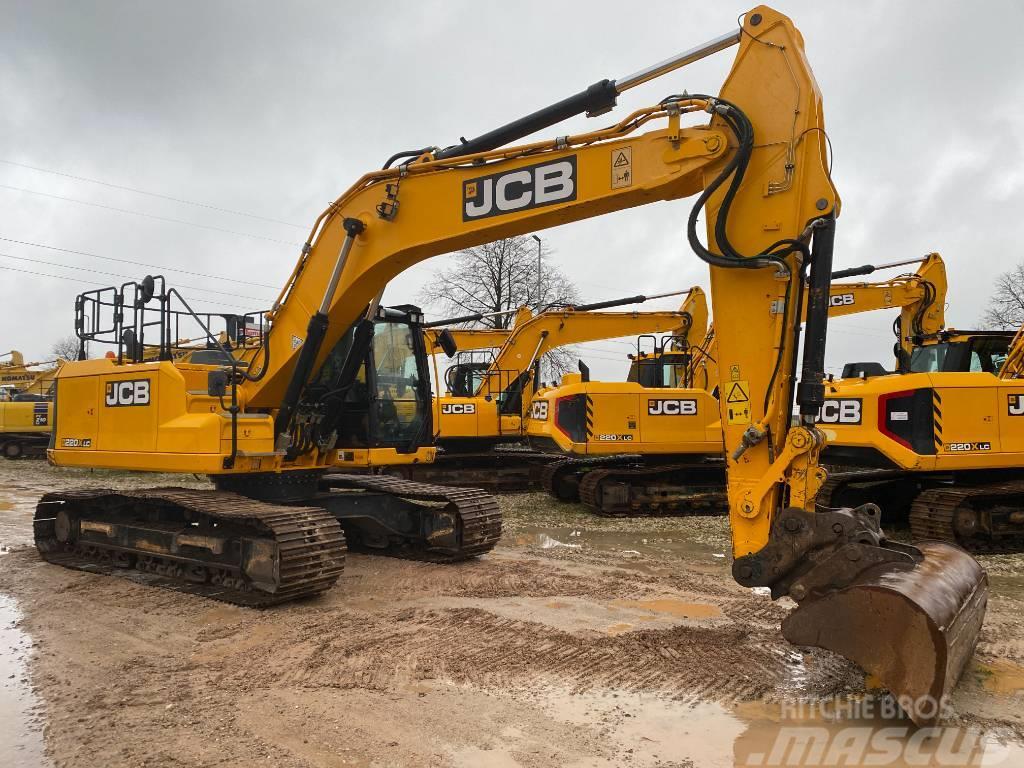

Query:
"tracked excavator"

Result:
[[376, 289, 703, 490], [0, 352, 60, 459], [34, 7, 985, 721], [532, 254, 948, 515], [815, 292, 1024, 552]]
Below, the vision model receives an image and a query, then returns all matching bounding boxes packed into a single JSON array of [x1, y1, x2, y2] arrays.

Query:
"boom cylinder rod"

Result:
[[830, 256, 928, 280], [275, 218, 364, 446], [796, 217, 837, 421], [435, 30, 740, 161]]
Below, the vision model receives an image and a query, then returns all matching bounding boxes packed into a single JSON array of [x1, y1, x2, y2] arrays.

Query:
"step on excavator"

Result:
[[531, 254, 947, 515], [34, 6, 985, 722], [816, 295, 1024, 552], [371, 289, 704, 491]]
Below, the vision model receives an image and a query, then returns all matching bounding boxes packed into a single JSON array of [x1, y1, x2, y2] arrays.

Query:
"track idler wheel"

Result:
[[783, 541, 987, 725]]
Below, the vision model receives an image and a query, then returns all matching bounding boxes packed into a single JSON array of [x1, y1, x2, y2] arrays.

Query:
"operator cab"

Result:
[[842, 330, 1014, 379], [311, 304, 433, 453], [627, 334, 694, 388], [908, 330, 1013, 375]]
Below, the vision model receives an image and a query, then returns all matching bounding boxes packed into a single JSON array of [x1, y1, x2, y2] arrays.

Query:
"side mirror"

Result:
[[140, 275, 156, 304], [208, 370, 229, 397], [437, 329, 458, 357]]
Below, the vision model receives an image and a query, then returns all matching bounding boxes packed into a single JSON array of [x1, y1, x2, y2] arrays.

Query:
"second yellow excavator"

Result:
[[33, 7, 985, 722], [375, 289, 704, 489], [530, 254, 948, 515]]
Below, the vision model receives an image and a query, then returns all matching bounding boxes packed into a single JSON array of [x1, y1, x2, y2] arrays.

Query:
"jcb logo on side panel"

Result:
[[104, 379, 151, 407], [529, 401, 549, 420], [441, 403, 475, 415], [647, 399, 697, 416], [816, 398, 862, 424], [463, 157, 577, 221], [829, 293, 855, 307], [1008, 394, 1024, 415]]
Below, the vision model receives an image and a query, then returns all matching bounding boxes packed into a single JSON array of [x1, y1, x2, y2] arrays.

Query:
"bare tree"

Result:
[[982, 263, 1024, 329], [51, 335, 81, 361], [420, 236, 581, 378]]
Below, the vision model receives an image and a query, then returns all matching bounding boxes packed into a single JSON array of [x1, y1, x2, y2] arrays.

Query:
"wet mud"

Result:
[[0, 464, 1023, 766]]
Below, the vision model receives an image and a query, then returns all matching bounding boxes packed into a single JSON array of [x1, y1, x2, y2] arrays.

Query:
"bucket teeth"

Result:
[[781, 541, 987, 726]]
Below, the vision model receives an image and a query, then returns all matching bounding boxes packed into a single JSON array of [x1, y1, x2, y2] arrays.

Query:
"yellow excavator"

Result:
[[815, 314, 1024, 552], [0, 352, 61, 459], [378, 289, 703, 490], [530, 254, 947, 514], [34, 7, 985, 722]]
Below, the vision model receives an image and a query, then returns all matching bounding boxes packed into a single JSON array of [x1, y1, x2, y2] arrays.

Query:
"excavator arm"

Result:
[[47, 6, 984, 720], [827, 253, 947, 368]]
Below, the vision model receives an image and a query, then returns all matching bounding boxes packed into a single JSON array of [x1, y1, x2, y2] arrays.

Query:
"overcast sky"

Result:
[[3, 1, 1023, 381]]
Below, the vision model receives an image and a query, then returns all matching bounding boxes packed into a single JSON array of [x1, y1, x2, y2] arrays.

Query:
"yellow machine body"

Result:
[[432, 295, 701, 446]]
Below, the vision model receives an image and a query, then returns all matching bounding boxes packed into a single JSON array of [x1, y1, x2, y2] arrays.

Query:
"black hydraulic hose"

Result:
[[382, 147, 434, 170], [796, 216, 837, 419]]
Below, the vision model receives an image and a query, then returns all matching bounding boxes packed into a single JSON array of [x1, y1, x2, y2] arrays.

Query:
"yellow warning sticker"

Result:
[[611, 146, 632, 189], [726, 379, 751, 425]]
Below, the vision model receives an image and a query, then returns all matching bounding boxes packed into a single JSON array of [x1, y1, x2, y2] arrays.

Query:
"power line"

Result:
[[0, 236, 280, 289], [0, 159, 305, 229], [0, 184, 302, 245], [0, 252, 272, 303], [0, 264, 258, 313]]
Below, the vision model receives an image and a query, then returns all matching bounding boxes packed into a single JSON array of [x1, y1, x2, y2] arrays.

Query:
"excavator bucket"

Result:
[[782, 541, 987, 726]]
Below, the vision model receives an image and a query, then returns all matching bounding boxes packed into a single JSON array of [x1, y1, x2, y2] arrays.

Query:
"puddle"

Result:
[[530, 686, 1024, 767], [976, 660, 1024, 694], [0, 594, 49, 767]]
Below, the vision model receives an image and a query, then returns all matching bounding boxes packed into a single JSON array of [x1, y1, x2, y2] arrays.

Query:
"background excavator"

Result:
[[33, 6, 985, 723], [815, 281, 1024, 553], [530, 255, 948, 515], [376, 289, 703, 490], [0, 351, 61, 459]]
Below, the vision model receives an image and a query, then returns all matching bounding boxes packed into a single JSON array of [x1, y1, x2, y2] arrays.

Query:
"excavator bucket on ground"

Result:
[[782, 541, 987, 726]]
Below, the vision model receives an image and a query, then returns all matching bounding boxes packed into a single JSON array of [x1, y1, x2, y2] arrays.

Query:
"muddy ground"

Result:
[[1, 462, 1024, 767]]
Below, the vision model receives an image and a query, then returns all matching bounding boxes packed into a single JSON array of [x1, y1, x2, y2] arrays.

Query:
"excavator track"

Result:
[[909, 479, 1024, 554], [384, 449, 560, 492], [540, 455, 639, 502], [817, 469, 920, 525], [577, 462, 728, 517], [320, 474, 502, 561], [33, 488, 346, 607]]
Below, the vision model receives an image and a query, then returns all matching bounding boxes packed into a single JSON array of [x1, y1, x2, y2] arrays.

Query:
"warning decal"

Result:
[[611, 146, 632, 189], [726, 379, 751, 426]]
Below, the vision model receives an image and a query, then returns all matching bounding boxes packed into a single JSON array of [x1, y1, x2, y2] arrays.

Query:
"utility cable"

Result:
[[0, 159, 305, 228], [0, 236, 279, 289], [0, 184, 301, 245]]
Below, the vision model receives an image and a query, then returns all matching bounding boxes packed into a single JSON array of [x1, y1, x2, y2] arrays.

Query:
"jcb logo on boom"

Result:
[[1008, 394, 1024, 416], [441, 403, 476, 415], [829, 293, 855, 307], [815, 398, 862, 425], [647, 399, 698, 416], [529, 401, 549, 421], [104, 379, 151, 407], [463, 157, 577, 221]]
